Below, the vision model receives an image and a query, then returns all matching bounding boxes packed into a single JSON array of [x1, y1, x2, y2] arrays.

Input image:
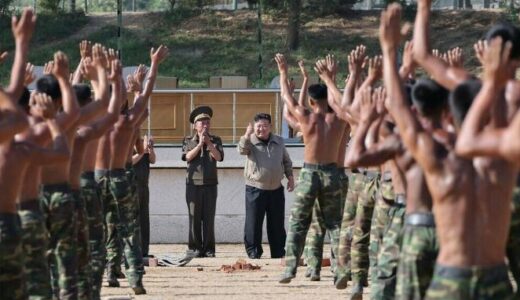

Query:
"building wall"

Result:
[[149, 145, 305, 244]]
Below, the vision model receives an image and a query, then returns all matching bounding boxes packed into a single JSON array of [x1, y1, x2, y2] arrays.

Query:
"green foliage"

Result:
[[0, 0, 13, 15], [38, 0, 61, 13]]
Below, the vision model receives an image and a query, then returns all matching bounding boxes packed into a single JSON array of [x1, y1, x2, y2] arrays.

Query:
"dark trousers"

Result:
[[186, 184, 217, 254], [244, 185, 287, 259], [136, 180, 150, 257]]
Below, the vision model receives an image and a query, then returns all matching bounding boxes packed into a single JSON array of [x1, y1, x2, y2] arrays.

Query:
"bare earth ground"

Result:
[[101, 244, 369, 299]]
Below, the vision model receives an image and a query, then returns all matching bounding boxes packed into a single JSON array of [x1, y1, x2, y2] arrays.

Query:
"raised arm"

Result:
[[381, 4, 440, 172], [297, 60, 308, 107], [399, 41, 416, 80], [343, 45, 366, 108], [78, 59, 123, 141], [129, 46, 169, 123], [456, 37, 513, 158], [53, 51, 80, 131], [72, 40, 92, 84], [5, 8, 36, 101], [275, 53, 306, 120], [413, 0, 469, 90], [345, 87, 402, 167], [75, 44, 111, 125]]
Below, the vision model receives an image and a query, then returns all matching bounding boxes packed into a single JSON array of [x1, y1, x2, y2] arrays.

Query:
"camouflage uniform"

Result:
[[350, 170, 380, 286], [370, 197, 405, 299], [336, 171, 366, 281], [72, 190, 92, 300], [109, 169, 145, 288], [18, 199, 52, 300], [40, 183, 78, 300], [0, 213, 27, 300], [125, 163, 142, 264], [303, 169, 348, 274], [395, 212, 438, 300], [507, 186, 520, 299], [369, 172, 395, 282], [95, 170, 123, 279], [283, 163, 343, 276], [81, 171, 105, 300], [425, 264, 513, 300]]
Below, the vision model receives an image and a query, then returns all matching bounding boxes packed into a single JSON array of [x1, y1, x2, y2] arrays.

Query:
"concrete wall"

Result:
[[149, 145, 305, 244]]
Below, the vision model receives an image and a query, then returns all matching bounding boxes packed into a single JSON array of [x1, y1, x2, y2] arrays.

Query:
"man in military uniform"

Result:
[[182, 106, 224, 258]]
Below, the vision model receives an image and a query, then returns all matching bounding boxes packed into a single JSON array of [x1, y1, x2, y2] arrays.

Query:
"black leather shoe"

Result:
[[204, 251, 215, 258]]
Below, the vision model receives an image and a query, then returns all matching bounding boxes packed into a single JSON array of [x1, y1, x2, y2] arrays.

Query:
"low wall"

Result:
[[149, 145, 305, 244]]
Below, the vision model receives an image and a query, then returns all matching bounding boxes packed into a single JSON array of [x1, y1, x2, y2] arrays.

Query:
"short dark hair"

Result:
[[411, 78, 448, 119], [73, 84, 92, 107], [18, 87, 30, 114], [254, 113, 271, 123], [485, 23, 520, 59], [36, 75, 61, 101], [449, 79, 482, 127], [308, 83, 327, 101]]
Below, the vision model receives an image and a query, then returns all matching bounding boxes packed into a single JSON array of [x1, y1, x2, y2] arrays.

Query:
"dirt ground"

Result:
[[101, 244, 369, 299]]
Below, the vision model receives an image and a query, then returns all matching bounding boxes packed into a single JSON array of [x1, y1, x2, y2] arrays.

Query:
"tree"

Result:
[[69, 0, 75, 11], [168, 0, 176, 10], [0, 0, 13, 15], [39, 0, 61, 12], [286, 0, 301, 50]]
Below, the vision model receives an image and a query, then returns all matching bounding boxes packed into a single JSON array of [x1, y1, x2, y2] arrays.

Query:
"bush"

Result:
[[38, 0, 61, 13], [0, 0, 13, 15]]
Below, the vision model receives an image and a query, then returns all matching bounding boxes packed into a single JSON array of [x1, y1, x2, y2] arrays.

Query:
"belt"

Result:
[[395, 193, 406, 205], [42, 182, 70, 193], [381, 171, 392, 182], [405, 212, 435, 227], [303, 163, 337, 171], [17, 199, 41, 211], [94, 169, 109, 181], [110, 168, 126, 177], [365, 171, 379, 180]]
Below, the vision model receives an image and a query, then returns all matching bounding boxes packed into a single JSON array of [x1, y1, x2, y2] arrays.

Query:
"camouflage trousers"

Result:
[[40, 183, 78, 300], [95, 170, 123, 277], [303, 170, 348, 272], [336, 172, 368, 280], [72, 190, 92, 300], [425, 264, 513, 300], [81, 172, 105, 300], [0, 213, 27, 300], [507, 187, 520, 298], [351, 171, 380, 286], [371, 202, 405, 299], [109, 170, 144, 287], [283, 164, 343, 275], [126, 165, 142, 264], [369, 174, 395, 283], [395, 216, 438, 300], [18, 200, 52, 300]]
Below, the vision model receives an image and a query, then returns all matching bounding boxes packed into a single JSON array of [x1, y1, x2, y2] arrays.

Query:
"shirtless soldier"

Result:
[[275, 53, 345, 283], [104, 45, 168, 294], [381, 4, 516, 298]]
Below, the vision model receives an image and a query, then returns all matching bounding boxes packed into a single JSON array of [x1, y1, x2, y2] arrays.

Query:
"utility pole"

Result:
[[257, 0, 263, 83], [117, 0, 122, 61]]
